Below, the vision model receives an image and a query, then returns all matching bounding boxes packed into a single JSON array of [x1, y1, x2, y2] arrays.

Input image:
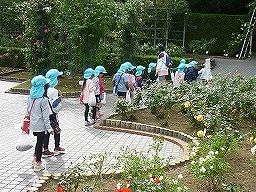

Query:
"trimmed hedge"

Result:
[[102, 54, 183, 76], [186, 13, 248, 55], [0, 48, 185, 76]]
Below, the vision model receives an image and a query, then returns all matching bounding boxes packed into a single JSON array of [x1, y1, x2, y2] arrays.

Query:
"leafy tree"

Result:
[[54, 0, 118, 72]]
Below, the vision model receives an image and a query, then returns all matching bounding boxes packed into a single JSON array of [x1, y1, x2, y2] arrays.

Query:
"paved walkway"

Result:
[[0, 82, 182, 192], [0, 56, 255, 191]]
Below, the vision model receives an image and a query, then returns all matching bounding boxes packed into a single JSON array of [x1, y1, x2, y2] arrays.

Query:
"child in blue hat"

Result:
[[93, 65, 107, 120], [147, 62, 157, 83], [43, 69, 65, 157], [28, 75, 54, 171], [135, 65, 146, 90], [112, 63, 129, 99], [80, 68, 96, 126]]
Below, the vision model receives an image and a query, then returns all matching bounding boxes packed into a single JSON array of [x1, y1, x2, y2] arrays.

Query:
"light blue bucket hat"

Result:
[[148, 63, 157, 73], [117, 63, 129, 73], [45, 69, 63, 87], [95, 65, 107, 76], [30, 75, 50, 98], [135, 65, 146, 76], [84, 68, 96, 79], [188, 61, 198, 67], [123, 61, 135, 71]]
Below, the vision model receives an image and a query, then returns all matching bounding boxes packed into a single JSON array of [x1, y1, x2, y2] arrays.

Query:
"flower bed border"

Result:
[[94, 119, 199, 166]]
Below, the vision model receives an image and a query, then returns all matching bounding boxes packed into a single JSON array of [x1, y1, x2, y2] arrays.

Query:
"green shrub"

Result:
[[0, 37, 26, 48], [0, 47, 25, 68], [186, 13, 248, 55]]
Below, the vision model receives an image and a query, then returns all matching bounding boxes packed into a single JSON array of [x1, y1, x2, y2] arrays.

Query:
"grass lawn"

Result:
[[8, 71, 113, 92]]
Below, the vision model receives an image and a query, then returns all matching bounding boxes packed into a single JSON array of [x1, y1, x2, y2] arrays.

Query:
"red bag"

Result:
[[22, 115, 30, 134], [21, 99, 36, 134], [79, 92, 84, 104]]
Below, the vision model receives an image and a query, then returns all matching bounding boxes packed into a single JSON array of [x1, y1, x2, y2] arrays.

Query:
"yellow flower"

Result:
[[197, 115, 203, 121], [184, 101, 191, 108], [197, 130, 204, 138], [250, 137, 254, 143], [207, 135, 212, 139]]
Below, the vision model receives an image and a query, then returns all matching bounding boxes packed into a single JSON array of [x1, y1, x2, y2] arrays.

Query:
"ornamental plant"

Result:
[[115, 137, 189, 191], [189, 129, 242, 191], [54, 0, 118, 71], [59, 152, 113, 192], [15, 0, 60, 74], [114, 99, 134, 120]]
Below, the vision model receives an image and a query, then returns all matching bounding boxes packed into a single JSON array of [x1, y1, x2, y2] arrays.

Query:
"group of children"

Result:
[[27, 55, 208, 172], [80, 65, 107, 126], [26, 69, 64, 171]]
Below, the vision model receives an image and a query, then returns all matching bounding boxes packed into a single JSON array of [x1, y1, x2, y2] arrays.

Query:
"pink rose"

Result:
[[34, 41, 40, 46], [16, 35, 22, 40]]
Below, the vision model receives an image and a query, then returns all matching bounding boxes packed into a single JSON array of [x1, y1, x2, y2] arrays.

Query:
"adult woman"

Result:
[[28, 75, 54, 171]]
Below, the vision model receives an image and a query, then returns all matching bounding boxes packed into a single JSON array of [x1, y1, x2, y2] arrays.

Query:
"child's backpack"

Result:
[[166, 54, 172, 67]]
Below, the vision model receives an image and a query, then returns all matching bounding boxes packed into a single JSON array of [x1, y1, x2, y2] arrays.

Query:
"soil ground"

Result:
[[40, 106, 256, 192]]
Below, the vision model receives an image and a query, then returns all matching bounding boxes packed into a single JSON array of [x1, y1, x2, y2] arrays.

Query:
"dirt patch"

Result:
[[39, 107, 256, 192], [109, 107, 256, 192]]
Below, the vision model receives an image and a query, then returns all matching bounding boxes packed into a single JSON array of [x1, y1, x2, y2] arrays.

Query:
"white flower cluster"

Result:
[[251, 145, 256, 155]]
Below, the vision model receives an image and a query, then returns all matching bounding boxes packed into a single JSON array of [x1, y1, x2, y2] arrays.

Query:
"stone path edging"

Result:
[[94, 119, 199, 167]]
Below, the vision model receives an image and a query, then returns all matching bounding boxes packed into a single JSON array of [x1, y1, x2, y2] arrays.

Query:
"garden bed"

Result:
[[38, 107, 256, 192]]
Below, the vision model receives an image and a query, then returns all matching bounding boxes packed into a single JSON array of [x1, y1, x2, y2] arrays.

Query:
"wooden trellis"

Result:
[[140, 8, 187, 47]]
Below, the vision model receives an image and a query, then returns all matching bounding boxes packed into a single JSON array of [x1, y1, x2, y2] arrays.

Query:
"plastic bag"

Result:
[[102, 92, 106, 105], [16, 133, 33, 151], [88, 92, 96, 106], [171, 71, 175, 82], [113, 85, 118, 96], [126, 90, 131, 103]]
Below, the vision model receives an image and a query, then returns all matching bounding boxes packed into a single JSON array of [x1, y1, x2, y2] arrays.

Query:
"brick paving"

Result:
[[0, 56, 255, 191], [0, 81, 182, 191]]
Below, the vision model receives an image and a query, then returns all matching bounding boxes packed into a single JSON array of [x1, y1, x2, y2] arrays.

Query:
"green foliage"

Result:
[[222, 182, 245, 192], [189, 130, 242, 191], [55, 0, 118, 70], [137, 43, 185, 58], [188, 38, 217, 54], [59, 152, 113, 192], [188, 0, 251, 14], [186, 13, 248, 55], [0, 37, 25, 48], [0, 47, 25, 68], [115, 137, 189, 191], [15, 0, 62, 74], [142, 73, 256, 134], [114, 99, 133, 120], [59, 162, 87, 192]]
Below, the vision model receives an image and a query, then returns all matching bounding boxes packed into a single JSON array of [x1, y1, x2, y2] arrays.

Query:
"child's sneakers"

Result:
[[85, 121, 92, 126], [54, 147, 65, 155], [31, 155, 36, 165], [34, 161, 45, 172], [42, 149, 54, 158]]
